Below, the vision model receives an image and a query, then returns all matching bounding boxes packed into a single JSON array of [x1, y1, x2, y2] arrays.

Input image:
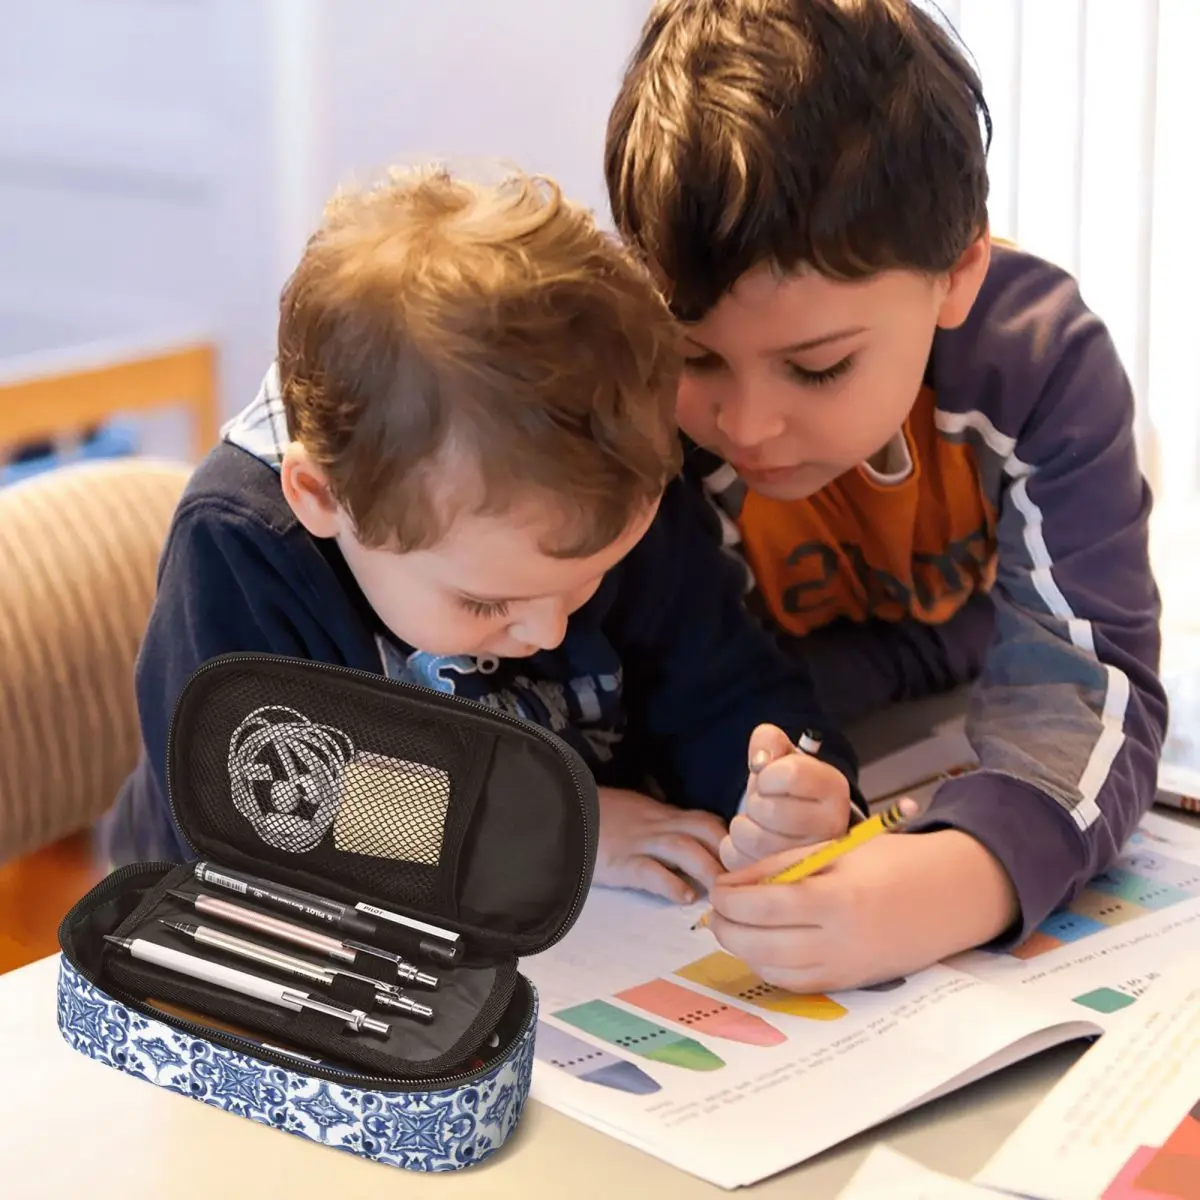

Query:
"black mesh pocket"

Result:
[[171, 659, 496, 915], [332, 750, 452, 867]]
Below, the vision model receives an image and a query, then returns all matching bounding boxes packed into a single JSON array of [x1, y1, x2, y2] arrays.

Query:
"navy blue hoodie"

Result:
[[99, 373, 858, 864]]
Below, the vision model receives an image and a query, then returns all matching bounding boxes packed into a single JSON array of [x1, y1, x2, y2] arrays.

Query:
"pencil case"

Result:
[[56, 652, 598, 1172]]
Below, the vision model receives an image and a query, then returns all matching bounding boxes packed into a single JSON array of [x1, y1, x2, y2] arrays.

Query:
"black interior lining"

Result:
[[98, 866, 515, 1077]]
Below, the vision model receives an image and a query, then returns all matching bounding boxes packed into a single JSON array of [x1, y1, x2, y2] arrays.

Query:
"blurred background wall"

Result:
[[0, 0, 651, 449], [1, 0, 1196, 570]]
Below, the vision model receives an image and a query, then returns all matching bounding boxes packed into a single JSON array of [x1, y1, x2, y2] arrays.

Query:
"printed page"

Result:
[[523, 888, 1089, 1190], [837, 1146, 1003, 1199], [949, 812, 1200, 1029], [976, 959, 1200, 1200]]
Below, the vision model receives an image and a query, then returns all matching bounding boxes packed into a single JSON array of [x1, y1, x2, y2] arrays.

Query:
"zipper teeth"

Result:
[[59, 861, 168, 942], [164, 652, 597, 948]]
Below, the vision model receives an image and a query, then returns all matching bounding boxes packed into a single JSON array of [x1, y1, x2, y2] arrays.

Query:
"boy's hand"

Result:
[[720, 724, 852, 872], [596, 787, 726, 904], [707, 827, 1020, 992]]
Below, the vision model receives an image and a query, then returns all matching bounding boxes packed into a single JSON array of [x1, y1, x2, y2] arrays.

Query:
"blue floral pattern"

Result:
[[56, 957, 536, 1171]]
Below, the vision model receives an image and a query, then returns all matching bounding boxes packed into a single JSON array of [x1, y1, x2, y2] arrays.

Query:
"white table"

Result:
[[0, 953, 1080, 1198]]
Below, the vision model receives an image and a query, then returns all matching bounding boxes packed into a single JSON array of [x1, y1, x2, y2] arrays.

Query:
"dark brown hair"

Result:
[[606, 0, 992, 320], [278, 167, 682, 555]]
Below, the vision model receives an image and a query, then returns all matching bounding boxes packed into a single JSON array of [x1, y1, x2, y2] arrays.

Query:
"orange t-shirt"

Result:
[[734, 387, 997, 637]]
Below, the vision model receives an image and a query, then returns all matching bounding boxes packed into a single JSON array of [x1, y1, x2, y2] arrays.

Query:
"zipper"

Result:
[[59, 865, 536, 1091], [59, 860, 170, 937], [165, 652, 597, 952]]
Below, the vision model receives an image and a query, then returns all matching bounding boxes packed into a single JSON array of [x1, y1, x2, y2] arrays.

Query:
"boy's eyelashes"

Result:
[[457, 595, 511, 619], [786, 355, 854, 387], [680, 351, 854, 388]]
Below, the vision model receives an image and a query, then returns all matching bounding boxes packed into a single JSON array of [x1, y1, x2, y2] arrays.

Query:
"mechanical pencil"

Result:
[[103, 934, 391, 1035]]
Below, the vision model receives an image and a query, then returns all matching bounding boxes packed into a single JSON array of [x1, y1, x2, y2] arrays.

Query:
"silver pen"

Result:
[[103, 934, 391, 1035], [342, 939, 443, 990], [166, 888, 439, 990], [160, 921, 435, 1023]]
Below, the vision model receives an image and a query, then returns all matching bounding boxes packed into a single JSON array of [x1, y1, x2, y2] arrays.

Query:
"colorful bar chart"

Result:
[[533, 1021, 661, 1095], [675, 951, 848, 1020], [553, 999, 726, 1071], [1004, 843, 1200, 961], [615, 978, 786, 1046]]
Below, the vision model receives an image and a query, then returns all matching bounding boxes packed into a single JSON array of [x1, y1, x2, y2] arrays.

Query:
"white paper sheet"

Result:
[[976, 960, 1200, 1200], [948, 812, 1200, 1030], [837, 1146, 1002, 1199]]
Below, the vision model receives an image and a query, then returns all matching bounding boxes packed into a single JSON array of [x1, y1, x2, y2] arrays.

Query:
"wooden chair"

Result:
[[0, 458, 192, 971], [0, 337, 219, 463]]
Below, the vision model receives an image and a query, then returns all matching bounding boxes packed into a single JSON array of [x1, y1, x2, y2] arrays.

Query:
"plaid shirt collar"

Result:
[[222, 362, 289, 470]]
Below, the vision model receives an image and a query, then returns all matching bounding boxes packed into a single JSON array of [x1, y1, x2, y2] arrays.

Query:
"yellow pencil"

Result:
[[691, 800, 913, 931]]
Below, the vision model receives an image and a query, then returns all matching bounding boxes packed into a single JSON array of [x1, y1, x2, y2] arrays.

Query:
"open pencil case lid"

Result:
[[58, 651, 600, 1088]]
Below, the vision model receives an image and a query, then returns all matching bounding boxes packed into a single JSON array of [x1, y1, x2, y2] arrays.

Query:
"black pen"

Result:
[[193, 861, 462, 965], [194, 861, 377, 938], [353, 902, 461, 965]]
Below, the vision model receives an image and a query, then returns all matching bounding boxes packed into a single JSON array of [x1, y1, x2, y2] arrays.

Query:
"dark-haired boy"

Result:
[[606, 0, 1166, 989]]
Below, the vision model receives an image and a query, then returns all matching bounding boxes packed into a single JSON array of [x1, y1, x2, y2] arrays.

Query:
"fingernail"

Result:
[[681, 889, 696, 904], [749, 749, 771, 773]]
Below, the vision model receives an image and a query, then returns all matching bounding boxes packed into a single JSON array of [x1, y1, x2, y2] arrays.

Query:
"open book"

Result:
[[522, 731, 1200, 1190]]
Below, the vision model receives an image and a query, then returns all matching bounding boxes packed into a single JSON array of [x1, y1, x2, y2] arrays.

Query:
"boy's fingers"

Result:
[[746, 723, 798, 774], [646, 833, 723, 892], [715, 839, 831, 888], [708, 914, 824, 969], [710, 877, 825, 929], [664, 809, 728, 854], [726, 813, 818, 864], [756, 962, 848, 994], [718, 833, 754, 873], [753, 754, 845, 803], [742, 785, 849, 842], [621, 856, 697, 905]]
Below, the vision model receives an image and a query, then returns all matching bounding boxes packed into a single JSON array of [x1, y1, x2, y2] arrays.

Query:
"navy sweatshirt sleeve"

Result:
[[608, 478, 861, 820], [908, 250, 1168, 945]]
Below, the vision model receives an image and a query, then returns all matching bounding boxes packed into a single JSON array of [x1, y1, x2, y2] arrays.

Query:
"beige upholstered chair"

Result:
[[0, 459, 190, 863]]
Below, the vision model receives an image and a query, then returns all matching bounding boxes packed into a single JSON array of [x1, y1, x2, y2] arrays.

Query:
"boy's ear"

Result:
[[935, 229, 992, 330], [280, 443, 342, 539]]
